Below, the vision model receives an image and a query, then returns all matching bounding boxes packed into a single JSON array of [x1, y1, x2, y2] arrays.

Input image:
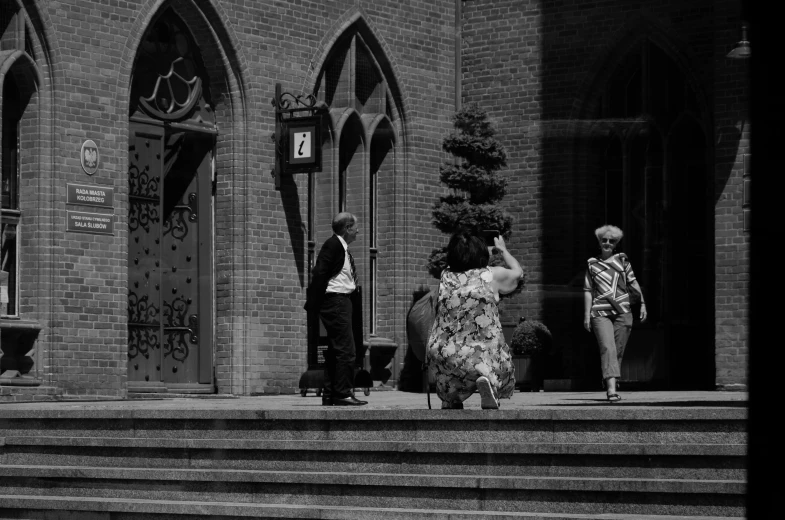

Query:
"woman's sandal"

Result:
[[606, 393, 622, 403], [477, 376, 499, 410]]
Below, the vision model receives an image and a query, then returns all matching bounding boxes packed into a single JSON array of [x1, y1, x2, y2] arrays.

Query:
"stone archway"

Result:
[[590, 39, 713, 389]]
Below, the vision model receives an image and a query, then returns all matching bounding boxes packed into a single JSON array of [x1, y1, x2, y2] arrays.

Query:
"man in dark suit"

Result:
[[305, 212, 367, 406]]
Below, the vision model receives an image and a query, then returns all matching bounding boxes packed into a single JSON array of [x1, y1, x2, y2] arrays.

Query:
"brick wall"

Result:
[[4, 0, 748, 399], [712, 0, 749, 390], [3, 0, 456, 399]]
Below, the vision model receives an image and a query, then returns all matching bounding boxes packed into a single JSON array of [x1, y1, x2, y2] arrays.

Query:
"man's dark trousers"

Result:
[[319, 293, 355, 399]]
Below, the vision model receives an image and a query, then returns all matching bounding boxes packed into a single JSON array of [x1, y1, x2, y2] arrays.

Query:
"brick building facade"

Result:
[[461, 0, 749, 391], [0, 0, 748, 401]]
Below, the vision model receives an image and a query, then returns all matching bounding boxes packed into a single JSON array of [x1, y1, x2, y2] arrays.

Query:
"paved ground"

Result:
[[0, 388, 748, 411]]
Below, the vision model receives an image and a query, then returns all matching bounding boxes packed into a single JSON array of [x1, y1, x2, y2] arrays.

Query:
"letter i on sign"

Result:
[[294, 132, 311, 159]]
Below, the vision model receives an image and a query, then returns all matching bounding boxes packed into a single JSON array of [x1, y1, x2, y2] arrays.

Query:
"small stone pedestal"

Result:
[[0, 319, 43, 386], [366, 336, 398, 388]]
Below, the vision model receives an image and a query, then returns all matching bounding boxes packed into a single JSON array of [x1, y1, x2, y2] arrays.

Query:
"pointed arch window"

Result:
[[1, 4, 40, 318], [312, 28, 401, 338], [1, 75, 20, 317], [594, 39, 705, 324], [130, 9, 214, 129], [591, 38, 711, 386]]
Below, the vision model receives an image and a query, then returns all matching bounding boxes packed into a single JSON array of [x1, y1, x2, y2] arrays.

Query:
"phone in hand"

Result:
[[480, 229, 500, 247]]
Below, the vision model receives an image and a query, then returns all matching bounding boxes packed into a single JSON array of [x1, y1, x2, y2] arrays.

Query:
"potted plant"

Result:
[[425, 104, 523, 298], [509, 317, 552, 391]]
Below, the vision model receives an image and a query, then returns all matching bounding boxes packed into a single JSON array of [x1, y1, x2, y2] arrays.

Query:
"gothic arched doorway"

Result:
[[127, 9, 216, 393], [591, 39, 713, 389]]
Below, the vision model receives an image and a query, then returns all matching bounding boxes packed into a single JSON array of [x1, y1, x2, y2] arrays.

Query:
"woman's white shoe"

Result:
[[476, 376, 499, 409]]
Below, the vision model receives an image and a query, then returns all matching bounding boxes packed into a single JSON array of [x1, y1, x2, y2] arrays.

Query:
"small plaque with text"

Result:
[[67, 211, 114, 236], [67, 184, 114, 209]]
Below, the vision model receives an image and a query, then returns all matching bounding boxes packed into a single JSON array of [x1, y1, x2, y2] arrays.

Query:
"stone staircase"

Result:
[[0, 405, 746, 519]]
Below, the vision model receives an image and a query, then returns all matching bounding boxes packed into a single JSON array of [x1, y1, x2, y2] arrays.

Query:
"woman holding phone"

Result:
[[426, 231, 524, 409]]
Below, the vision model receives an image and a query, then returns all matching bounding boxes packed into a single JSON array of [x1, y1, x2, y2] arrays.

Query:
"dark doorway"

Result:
[[127, 9, 216, 393], [593, 40, 713, 389]]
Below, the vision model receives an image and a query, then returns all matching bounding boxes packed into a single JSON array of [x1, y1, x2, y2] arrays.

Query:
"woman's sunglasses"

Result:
[[600, 238, 617, 244]]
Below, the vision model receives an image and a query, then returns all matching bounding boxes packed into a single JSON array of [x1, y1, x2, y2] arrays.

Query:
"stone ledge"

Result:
[[0, 465, 747, 494], [0, 386, 58, 401], [0, 495, 747, 519], [1, 436, 748, 456], [0, 406, 748, 421], [0, 318, 43, 332]]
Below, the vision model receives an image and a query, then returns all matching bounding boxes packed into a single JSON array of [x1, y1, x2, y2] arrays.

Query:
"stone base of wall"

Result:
[[0, 385, 59, 402], [716, 383, 748, 392]]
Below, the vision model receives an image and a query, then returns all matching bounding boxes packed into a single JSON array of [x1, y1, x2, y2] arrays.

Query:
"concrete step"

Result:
[[0, 407, 746, 518], [0, 465, 745, 516], [0, 408, 747, 445], [0, 465, 747, 493], [0, 496, 748, 519], [1, 437, 747, 480]]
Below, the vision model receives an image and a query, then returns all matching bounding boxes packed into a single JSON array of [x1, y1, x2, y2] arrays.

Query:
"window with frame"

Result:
[[1, 76, 20, 317], [1, 2, 35, 318], [312, 28, 400, 339]]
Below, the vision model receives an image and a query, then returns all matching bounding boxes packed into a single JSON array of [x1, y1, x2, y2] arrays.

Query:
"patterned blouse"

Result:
[[583, 253, 637, 317]]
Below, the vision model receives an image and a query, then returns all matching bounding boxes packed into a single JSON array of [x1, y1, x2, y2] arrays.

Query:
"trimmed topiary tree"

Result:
[[426, 103, 522, 296]]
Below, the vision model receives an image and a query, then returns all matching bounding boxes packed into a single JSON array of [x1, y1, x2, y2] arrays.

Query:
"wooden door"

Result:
[[128, 122, 214, 391]]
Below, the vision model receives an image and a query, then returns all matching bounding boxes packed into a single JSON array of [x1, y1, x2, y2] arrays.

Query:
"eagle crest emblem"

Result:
[[81, 140, 99, 174]]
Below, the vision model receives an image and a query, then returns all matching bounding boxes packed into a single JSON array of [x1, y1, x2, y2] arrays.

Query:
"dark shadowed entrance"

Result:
[[593, 39, 713, 389]]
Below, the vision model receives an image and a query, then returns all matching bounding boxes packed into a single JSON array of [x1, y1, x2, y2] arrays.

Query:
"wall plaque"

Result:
[[67, 211, 114, 236], [81, 140, 99, 175], [67, 183, 114, 208]]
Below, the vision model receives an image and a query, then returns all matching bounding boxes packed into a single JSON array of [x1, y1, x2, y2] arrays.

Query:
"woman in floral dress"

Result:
[[427, 232, 524, 409]]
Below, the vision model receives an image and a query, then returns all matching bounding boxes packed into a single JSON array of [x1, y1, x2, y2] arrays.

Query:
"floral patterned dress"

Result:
[[426, 267, 516, 404]]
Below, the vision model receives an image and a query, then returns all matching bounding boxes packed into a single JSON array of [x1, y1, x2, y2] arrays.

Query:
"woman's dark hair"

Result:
[[446, 232, 489, 273]]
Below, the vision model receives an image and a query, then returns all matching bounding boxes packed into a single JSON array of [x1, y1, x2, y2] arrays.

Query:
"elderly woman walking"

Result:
[[583, 225, 647, 402], [427, 232, 524, 409]]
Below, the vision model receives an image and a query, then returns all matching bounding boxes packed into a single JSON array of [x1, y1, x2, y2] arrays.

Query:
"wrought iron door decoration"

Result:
[[162, 191, 197, 240], [163, 295, 198, 363], [128, 160, 161, 234]]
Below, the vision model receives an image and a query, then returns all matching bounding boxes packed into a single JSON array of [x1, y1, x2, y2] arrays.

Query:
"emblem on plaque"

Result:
[[81, 140, 99, 175]]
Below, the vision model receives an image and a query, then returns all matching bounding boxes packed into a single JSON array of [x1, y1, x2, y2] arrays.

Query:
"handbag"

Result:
[[609, 256, 641, 305], [614, 268, 640, 305], [406, 290, 436, 364], [406, 290, 439, 409]]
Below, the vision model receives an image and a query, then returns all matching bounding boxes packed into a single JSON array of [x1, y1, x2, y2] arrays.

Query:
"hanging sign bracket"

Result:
[[271, 83, 324, 189]]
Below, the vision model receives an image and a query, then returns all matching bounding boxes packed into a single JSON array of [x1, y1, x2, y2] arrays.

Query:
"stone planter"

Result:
[[366, 336, 398, 388], [512, 354, 543, 392]]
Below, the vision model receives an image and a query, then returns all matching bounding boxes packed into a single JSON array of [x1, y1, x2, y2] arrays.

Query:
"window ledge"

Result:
[[1, 318, 43, 332]]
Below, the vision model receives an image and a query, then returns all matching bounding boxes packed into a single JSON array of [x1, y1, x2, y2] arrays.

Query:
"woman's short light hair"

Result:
[[594, 224, 624, 242]]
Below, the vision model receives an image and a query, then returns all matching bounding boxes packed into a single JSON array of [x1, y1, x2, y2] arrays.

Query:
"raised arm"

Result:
[[490, 236, 524, 295]]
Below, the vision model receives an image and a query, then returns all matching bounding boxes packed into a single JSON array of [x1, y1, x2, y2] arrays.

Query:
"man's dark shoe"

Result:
[[331, 396, 367, 406], [322, 397, 334, 406]]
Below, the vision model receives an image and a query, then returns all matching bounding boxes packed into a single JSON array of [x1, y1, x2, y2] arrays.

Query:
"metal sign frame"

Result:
[[272, 83, 324, 189]]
